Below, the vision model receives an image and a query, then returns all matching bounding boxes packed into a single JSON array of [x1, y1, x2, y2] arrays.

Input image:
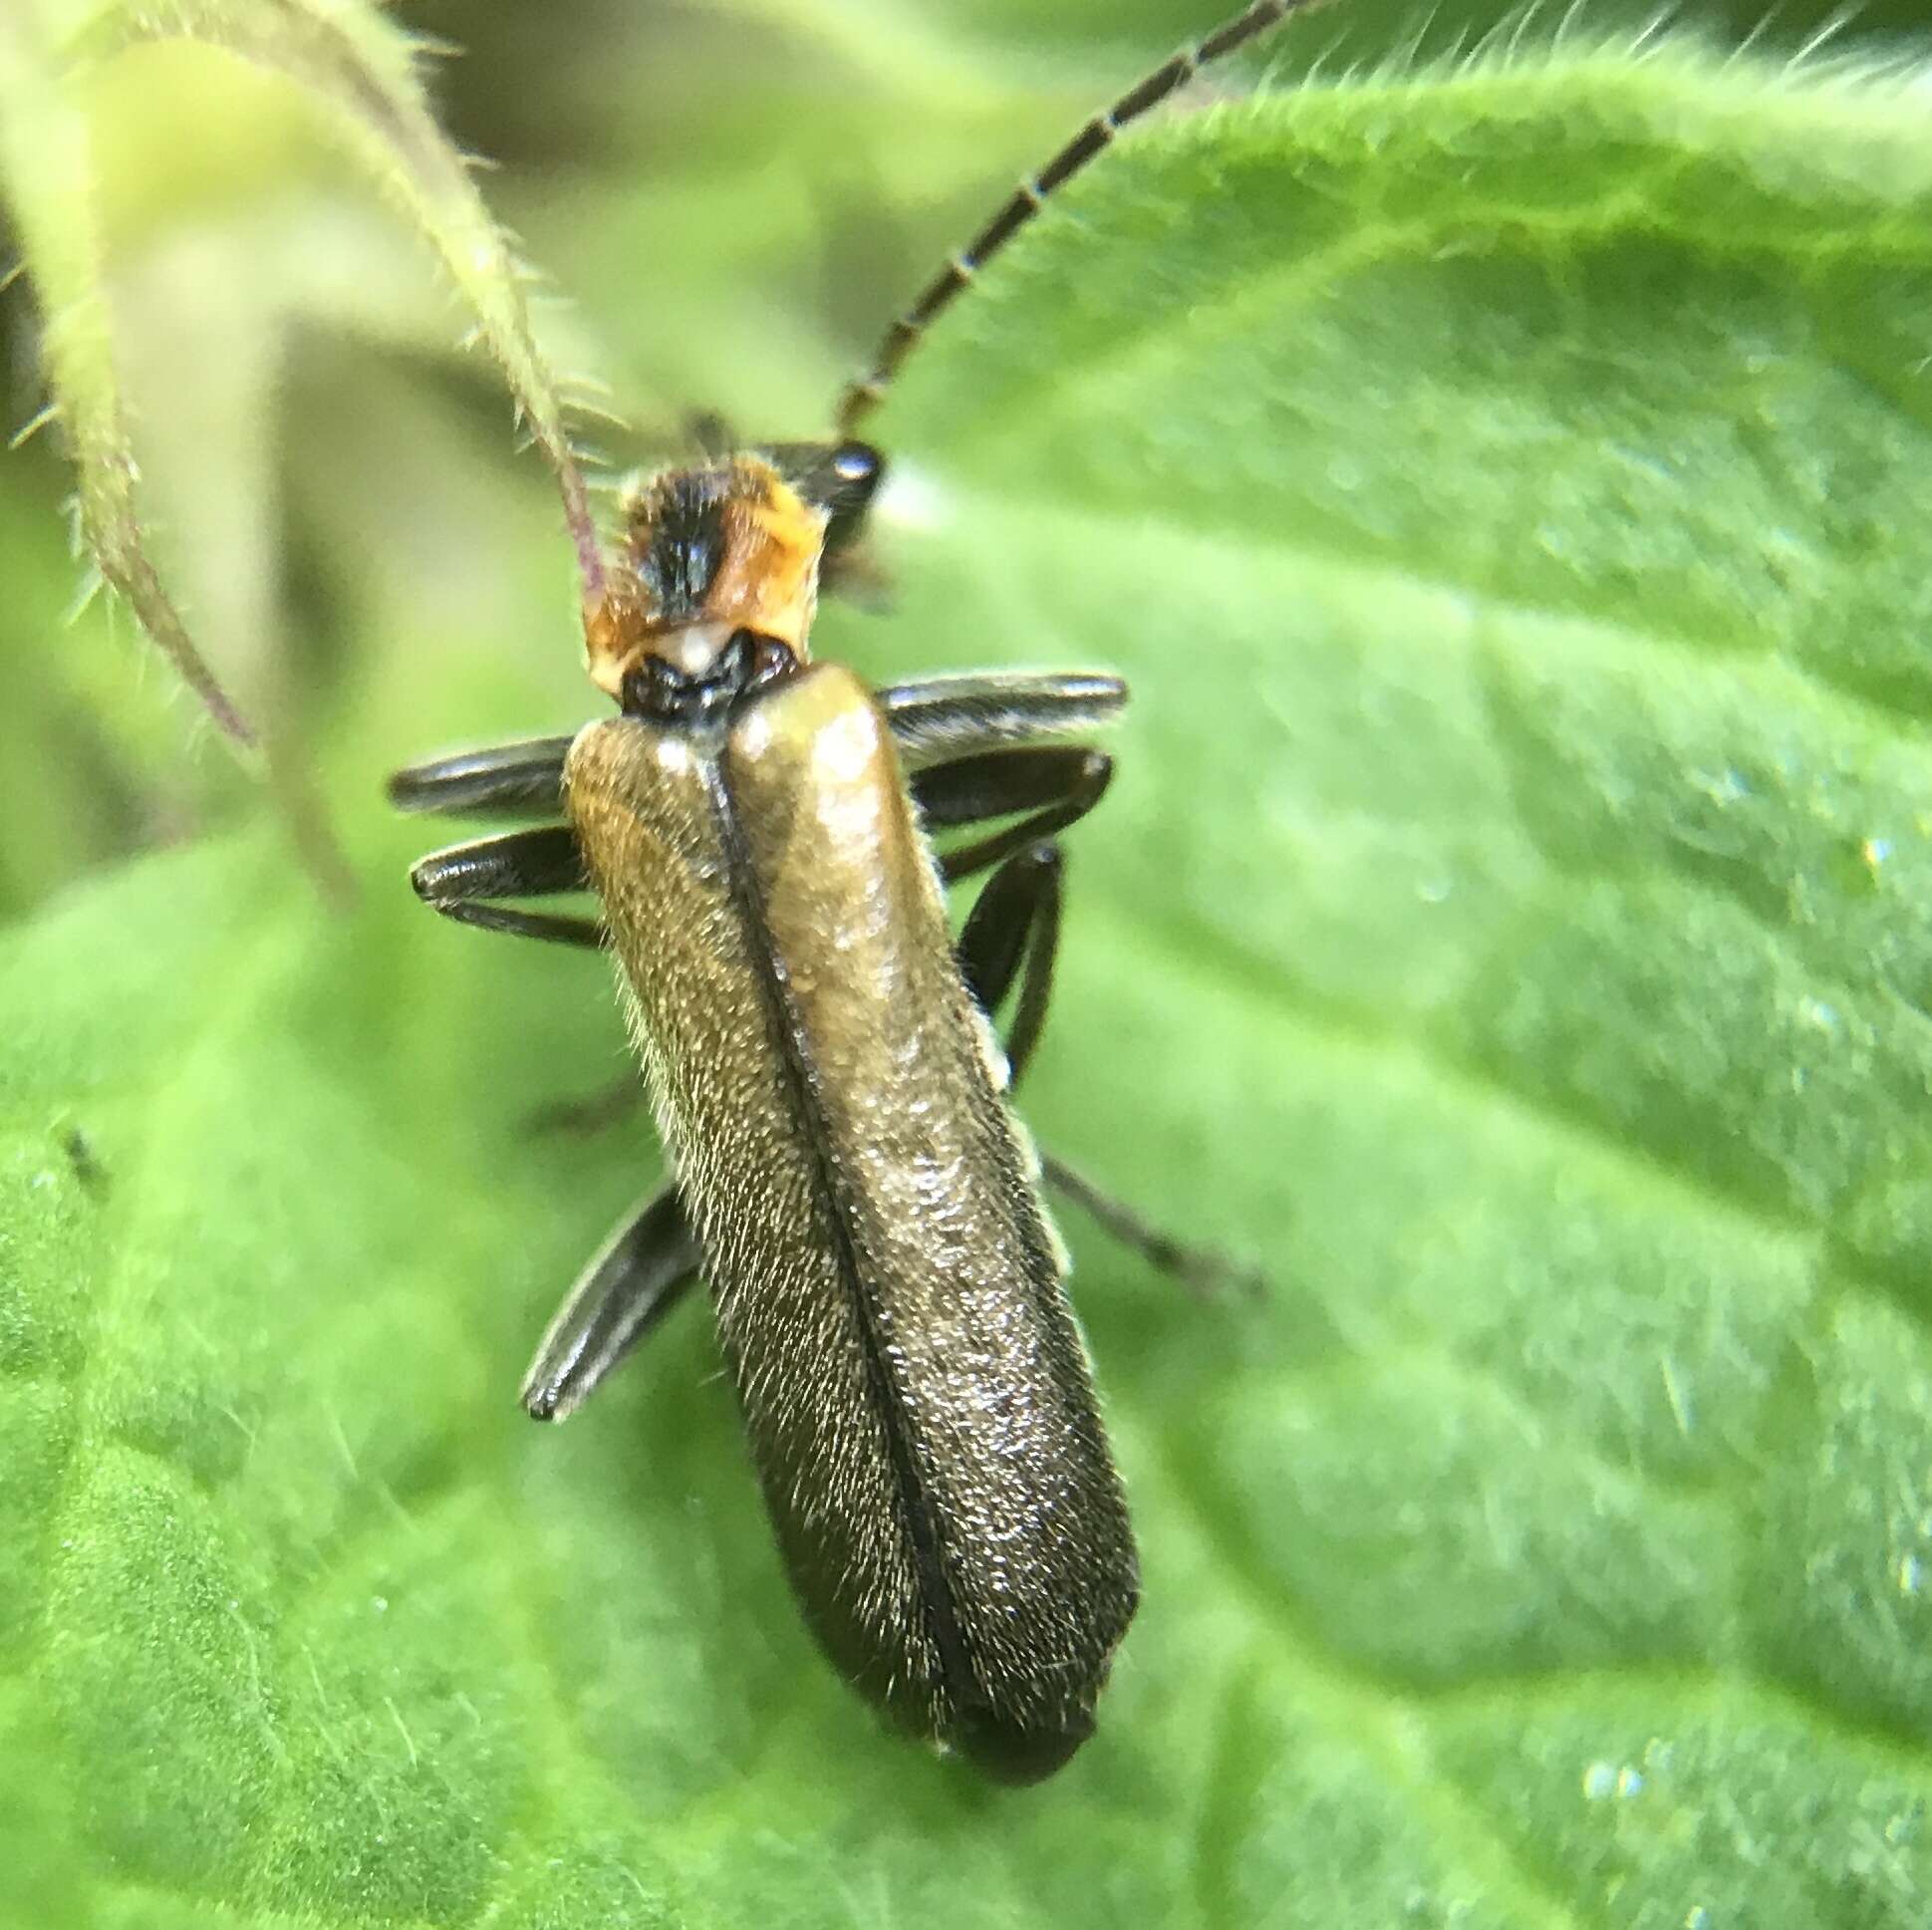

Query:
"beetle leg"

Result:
[[958, 842, 1262, 1297], [881, 673, 1127, 770], [1041, 1153, 1262, 1299], [520, 1183, 704, 1421], [958, 842, 1063, 1088], [912, 747, 1113, 885], [387, 735, 575, 820], [409, 826, 605, 948], [526, 1073, 644, 1137], [914, 745, 1110, 833]]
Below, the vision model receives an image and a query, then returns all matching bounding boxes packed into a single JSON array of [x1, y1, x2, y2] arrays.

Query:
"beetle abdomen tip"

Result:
[[952, 1704, 1097, 1786]]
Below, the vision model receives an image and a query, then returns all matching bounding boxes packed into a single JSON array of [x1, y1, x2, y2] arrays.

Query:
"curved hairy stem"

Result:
[[0, 3, 258, 746], [70, 0, 610, 620]]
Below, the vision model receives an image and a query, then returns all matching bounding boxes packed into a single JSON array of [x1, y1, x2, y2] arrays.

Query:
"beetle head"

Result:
[[586, 455, 826, 703]]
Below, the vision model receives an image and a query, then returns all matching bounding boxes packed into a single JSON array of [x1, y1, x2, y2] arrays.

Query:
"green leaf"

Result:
[[8, 35, 1932, 1930]]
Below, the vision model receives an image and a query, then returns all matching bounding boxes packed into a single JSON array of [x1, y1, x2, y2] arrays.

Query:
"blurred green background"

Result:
[[6, 9, 1932, 1925], [3, 0, 1929, 918]]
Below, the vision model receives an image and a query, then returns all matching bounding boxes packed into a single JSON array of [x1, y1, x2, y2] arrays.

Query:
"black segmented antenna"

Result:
[[834, 0, 1335, 435]]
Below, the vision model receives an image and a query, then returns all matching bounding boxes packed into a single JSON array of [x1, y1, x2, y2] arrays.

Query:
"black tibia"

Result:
[[915, 745, 1108, 831], [409, 825, 604, 949], [917, 748, 1112, 887], [880, 673, 1126, 770], [387, 736, 573, 820], [521, 1184, 704, 1421], [958, 844, 1063, 1091], [1043, 1152, 1263, 1299]]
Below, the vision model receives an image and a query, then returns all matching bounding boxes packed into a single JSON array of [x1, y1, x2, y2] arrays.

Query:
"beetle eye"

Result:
[[831, 440, 881, 483]]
